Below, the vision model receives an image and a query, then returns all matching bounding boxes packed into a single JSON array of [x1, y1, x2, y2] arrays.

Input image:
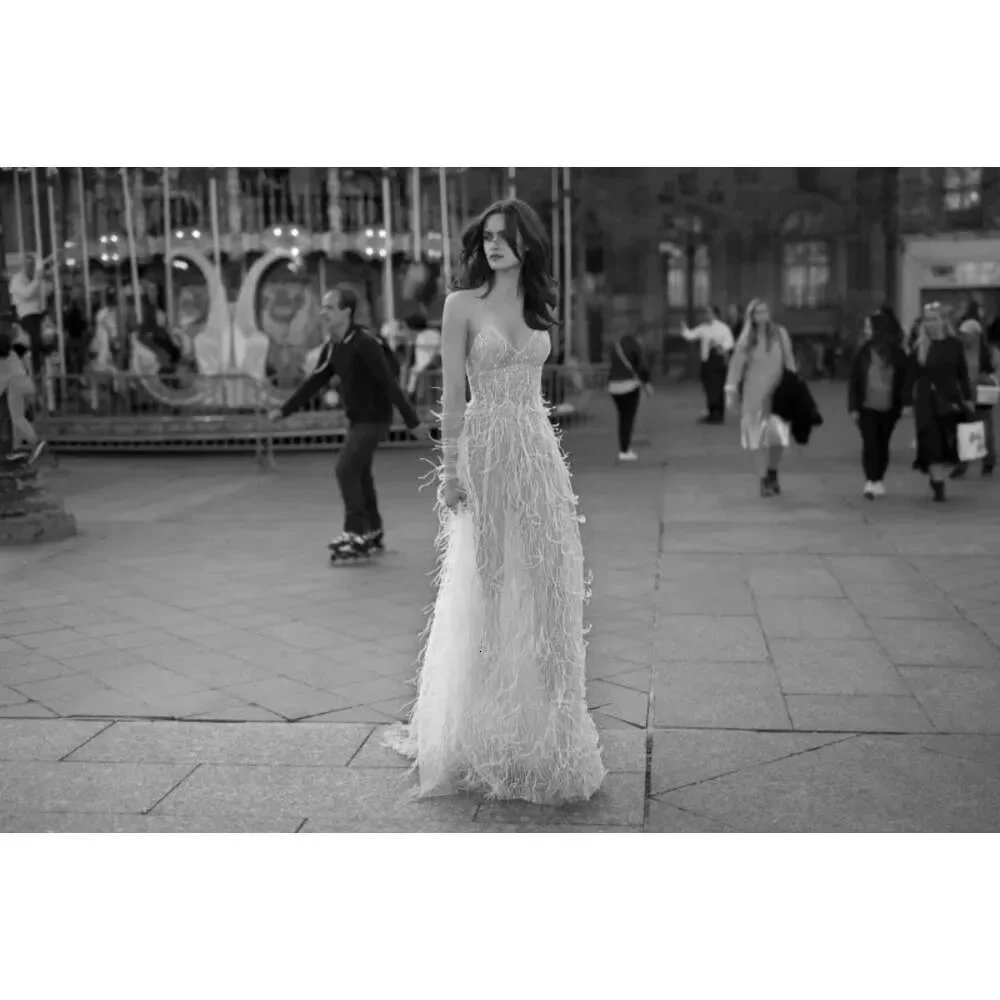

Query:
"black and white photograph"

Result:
[[1, 4, 994, 998]]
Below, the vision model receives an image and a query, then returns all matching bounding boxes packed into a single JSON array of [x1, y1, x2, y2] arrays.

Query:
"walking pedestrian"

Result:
[[269, 286, 432, 561], [848, 312, 908, 499], [950, 309, 999, 478], [908, 304, 974, 502], [681, 306, 734, 423], [7, 254, 49, 380], [724, 298, 797, 497], [606, 326, 652, 462]]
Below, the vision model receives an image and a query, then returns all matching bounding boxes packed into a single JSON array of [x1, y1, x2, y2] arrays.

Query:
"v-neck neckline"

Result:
[[481, 322, 538, 355]]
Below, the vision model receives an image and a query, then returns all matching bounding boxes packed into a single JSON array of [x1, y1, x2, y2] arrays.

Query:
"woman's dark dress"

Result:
[[910, 337, 972, 472]]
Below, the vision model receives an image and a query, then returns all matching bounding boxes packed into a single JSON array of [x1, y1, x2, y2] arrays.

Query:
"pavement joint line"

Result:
[[649, 734, 861, 799], [344, 727, 378, 767], [143, 762, 202, 816], [643, 462, 670, 830], [58, 720, 116, 762], [294, 818, 308, 833]]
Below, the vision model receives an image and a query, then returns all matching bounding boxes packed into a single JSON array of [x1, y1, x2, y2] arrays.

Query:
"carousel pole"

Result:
[[163, 168, 174, 330], [120, 166, 143, 327], [28, 168, 53, 407], [438, 167, 452, 291], [77, 168, 92, 326], [45, 170, 67, 397], [29, 168, 45, 295], [551, 167, 561, 352], [507, 167, 517, 199], [562, 166, 573, 362], [381, 167, 395, 326], [13, 170, 26, 259], [411, 167, 422, 264], [208, 170, 229, 371]]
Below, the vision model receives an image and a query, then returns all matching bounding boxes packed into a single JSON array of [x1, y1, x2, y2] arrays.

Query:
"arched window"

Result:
[[667, 245, 710, 308], [781, 209, 832, 308]]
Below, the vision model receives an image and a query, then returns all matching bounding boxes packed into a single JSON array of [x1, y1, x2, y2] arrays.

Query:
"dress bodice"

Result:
[[467, 325, 551, 411]]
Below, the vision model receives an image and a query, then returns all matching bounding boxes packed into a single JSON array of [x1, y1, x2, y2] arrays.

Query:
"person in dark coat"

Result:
[[950, 313, 999, 478], [848, 312, 908, 499], [606, 329, 652, 461], [907, 305, 975, 502]]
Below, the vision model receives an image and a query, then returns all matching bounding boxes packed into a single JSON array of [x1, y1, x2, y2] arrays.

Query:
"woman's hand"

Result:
[[442, 479, 467, 510]]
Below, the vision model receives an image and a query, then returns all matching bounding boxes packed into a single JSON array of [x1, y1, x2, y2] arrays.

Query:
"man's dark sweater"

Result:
[[280, 325, 421, 429]]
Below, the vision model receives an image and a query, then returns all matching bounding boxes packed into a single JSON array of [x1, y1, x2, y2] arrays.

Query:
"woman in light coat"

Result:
[[724, 298, 797, 497]]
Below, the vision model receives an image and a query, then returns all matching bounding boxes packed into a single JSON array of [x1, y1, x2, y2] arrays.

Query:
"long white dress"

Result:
[[384, 324, 606, 804]]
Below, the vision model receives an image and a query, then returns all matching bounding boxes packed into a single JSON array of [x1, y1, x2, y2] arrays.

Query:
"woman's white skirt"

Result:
[[741, 413, 791, 451]]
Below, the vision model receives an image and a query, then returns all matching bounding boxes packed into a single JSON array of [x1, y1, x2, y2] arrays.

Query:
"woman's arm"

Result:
[[779, 326, 798, 373], [847, 346, 864, 414], [440, 291, 469, 484], [956, 344, 973, 403]]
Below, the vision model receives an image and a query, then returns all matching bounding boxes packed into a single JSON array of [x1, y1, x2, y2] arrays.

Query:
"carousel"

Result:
[[2, 167, 590, 454]]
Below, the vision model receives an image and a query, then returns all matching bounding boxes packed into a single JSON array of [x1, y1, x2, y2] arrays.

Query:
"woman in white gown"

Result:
[[384, 198, 606, 804]]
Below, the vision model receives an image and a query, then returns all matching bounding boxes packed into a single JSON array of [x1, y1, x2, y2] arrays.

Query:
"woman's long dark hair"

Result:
[[454, 198, 558, 331], [868, 311, 896, 361]]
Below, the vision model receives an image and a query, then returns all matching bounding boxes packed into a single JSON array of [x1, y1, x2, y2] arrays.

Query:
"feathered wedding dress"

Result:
[[384, 324, 606, 804]]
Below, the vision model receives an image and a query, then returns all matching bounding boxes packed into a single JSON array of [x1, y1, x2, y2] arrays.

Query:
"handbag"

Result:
[[958, 420, 988, 462]]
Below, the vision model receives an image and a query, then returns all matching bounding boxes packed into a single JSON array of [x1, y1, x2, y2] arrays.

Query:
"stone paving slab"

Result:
[[655, 735, 1000, 833], [4, 384, 1000, 831]]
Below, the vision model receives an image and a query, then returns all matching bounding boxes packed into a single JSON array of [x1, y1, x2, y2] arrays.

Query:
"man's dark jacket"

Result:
[[280, 324, 420, 429]]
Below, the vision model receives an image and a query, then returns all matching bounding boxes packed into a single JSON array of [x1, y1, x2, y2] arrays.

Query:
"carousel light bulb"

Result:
[[100, 235, 108, 244], [291, 247, 300, 257], [291, 228, 299, 237], [112, 253, 120, 262], [274, 227, 282, 237], [365, 228, 374, 238], [100, 253, 109, 262], [365, 248, 374, 257], [378, 249, 387, 258], [378, 229, 386, 238], [64, 240, 73, 249], [111, 234, 119, 243], [175, 230, 184, 239], [66, 258, 76, 267], [192, 229, 201, 238]]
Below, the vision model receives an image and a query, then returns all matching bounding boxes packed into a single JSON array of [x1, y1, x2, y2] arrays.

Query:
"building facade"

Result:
[[4, 167, 994, 380], [895, 168, 1000, 328]]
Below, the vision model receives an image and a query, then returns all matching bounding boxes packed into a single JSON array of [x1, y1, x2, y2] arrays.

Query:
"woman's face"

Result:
[[482, 213, 520, 272], [751, 301, 770, 327], [924, 310, 943, 338]]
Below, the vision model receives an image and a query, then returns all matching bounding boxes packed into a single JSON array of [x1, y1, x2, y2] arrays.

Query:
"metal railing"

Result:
[[31, 363, 607, 454]]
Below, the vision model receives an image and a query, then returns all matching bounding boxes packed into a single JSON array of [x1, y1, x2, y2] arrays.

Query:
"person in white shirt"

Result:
[[681, 306, 735, 423], [7, 255, 48, 377], [407, 315, 442, 398]]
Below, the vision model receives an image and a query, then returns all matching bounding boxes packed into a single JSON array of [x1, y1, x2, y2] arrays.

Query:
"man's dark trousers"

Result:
[[336, 422, 390, 535]]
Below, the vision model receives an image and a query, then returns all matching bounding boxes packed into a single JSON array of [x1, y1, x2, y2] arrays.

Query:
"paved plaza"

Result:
[[2, 383, 1000, 832]]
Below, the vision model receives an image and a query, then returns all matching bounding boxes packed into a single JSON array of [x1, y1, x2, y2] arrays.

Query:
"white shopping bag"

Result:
[[958, 421, 988, 462]]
